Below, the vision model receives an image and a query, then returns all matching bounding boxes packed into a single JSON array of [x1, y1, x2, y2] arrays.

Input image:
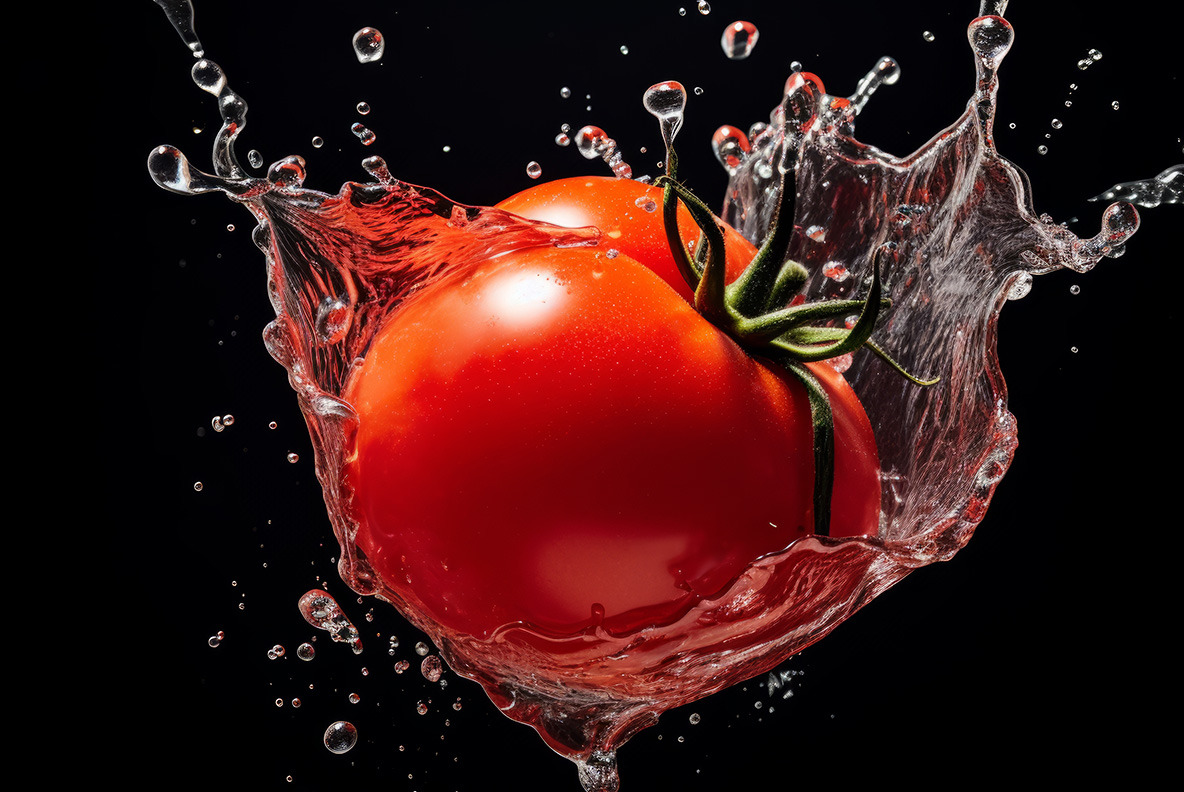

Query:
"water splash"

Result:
[[149, 3, 1156, 788], [1090, 164, 1183, 208]]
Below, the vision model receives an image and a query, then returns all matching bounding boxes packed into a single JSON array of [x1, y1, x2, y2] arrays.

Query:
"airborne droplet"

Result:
[[526, 161, 543, 179], [721, 21, 758, 60], [323, 721, 358, 754], [421, 655, 444, 682], [352, 28, 385, 63]]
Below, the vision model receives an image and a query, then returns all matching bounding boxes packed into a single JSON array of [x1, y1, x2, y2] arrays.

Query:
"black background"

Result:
[[63, 1, 1181, 788]]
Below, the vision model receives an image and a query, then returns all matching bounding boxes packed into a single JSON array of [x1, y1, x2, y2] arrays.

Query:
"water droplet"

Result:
[[421, 655, 444, 682], [1088, 48, 1103, 60], [697, 1, 711, 14], [1051, 118, 1063, 130], [416, 701, 429, 715], [560, 86, 572, 99], [619, 45, 629, 55], [1071, 346, 1079, 354], [190, 59, 225, 96], [711, 125, 751, 175], [442, 145, 451, 153], [721, 21, 758, 60], [311, 136, 324, 149], [356, 102, 371, 115], [352, 28, 385, 63], [298, 590, 364, 654], [297, 642, 316, 661], [923, 31, 935, 42], [211, 415, 225, 432], [643, 81, 687, 157], [415, 641, 430, 656], [275, 698, 284, 707], [635, 196, 657, 212], [694, 86, 704, 95], [271, 644, 286, 659], [208, 633, 223, 648], [268, 421, 278, 430], [1069, 284, 1081, 295], [348, 693, 361, 704], [394, 660, 410, 674], [1111, 100, 1120, 110], [193, 481, 203, 492], [1077, 59, 1091, 71], [526, 161, 542, 179], [324, 721, 358, 754], [452, 698, 463, 711], [605, 249, 620, 259], [1064, 100, 1073, 107], [351, 123, 376, 146], [689, 713, 701, 725], [287, 452, 299, 463], [968, 15, 1014, 68], [1037, 145, 1048, 155], [679, 6, 686, 15], [575, 125, 609, 160], [248, 149, 263, 168], [292, 698, 301, 708], [1009, 122, 1016, 129], [554, 133, 570, 146]]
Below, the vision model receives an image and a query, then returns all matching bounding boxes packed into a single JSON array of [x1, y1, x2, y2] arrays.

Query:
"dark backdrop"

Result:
[[71, 2, 1179, 788]]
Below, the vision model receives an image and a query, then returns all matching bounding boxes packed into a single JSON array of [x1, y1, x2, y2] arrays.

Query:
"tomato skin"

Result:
[[496, 176, 754, 303], [343, 240, 880, 641]]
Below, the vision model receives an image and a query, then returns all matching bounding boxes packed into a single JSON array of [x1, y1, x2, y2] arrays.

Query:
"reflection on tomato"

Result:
[[343, 179, 880, 640]]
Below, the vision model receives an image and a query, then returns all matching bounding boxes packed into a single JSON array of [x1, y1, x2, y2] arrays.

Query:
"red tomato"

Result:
[[343, 180, 880, 641], [496, 176, 753, 302]]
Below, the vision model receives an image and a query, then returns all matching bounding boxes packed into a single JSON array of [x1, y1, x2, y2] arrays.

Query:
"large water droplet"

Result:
[[352, 28, 385, 63], [642, 81, 687, 153], [323, 721, 358, 754], [696, 1, 711, 14], [298, 589, 364, 654], [351, 123, 376, 146], [575, 125, 609, 160], [421, 655, 444, 682], [526, 161, 543, 179], [711, 125, 751, 174], [191, 59, 225, 96], [968, 15, 1014, 68], [721, 21, 758, 60]]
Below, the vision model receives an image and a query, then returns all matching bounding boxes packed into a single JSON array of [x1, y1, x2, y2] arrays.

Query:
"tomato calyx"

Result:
[[643, 80, 936, 534]]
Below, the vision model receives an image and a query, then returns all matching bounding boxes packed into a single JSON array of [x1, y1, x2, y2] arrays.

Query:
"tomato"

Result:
[[343, 179, 881, 641], [496, 176, 753, 302]]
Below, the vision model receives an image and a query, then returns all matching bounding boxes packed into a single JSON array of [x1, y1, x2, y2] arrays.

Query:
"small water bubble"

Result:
[[272, 644, 286, 658], [193, 481, 203, 492], [1070, 284, 1081, 295], [356, 102, 371, 115], [1071, 346, 1079, 354], [1077, 59, 1091, 70], [555, 133, 570, 146], [311, 136, 324, 149], [721, 21, 759, 60], [415, 642, 430, 656], [605, 249, 620, 259], [1064, 100, 1073, 107], [292, 698, 301, 708], [352, 28, 385, 63], [211, 416, 225, 433], [421, 655, 444, 682], [1009, 122, 1016, 129], [208, 633, 223, 648], [348, 693, 361, 704], [679, 6, 687, 15], [452, 698, 463, 711], [324, 721, 358, 754], [560, 86, 572, 98], [287, 452, 299, 463], [923, 31, 935, 42], [268, 421, 278, 430], [694, 86, 704, 95], [416, 701, 429, 715], [1111, 101, 1120, 110], [248, 149, 263, 168], [789, 60, 803, 73], [1051, 119, 1063, 130], [276, 698, 284, 707], [697, 1, 711, 14], [526, 161, 543, 179], [351, 123, 376, 146], [1088, 48, 1103, 60], [635, 196, 657, 212], [297, 642, 315, 661], [619, 45, 629, 55], [394, 660, 410, 674], [1037, 145, 1049, 155], [689, 713, 701, 725], [442, 145, 451, 153]]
